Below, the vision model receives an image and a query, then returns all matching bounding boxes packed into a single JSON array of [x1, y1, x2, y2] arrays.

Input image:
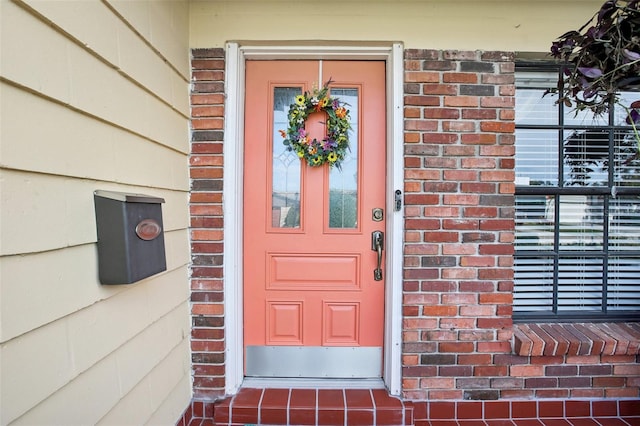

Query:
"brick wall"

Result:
[[402, 49, 517, 401], [190, 47, 226, 401], [402, 48, 639, 400], [187, 47, 639, 403]]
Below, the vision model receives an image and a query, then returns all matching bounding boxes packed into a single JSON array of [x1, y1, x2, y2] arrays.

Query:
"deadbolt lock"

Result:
[[372, 208, 384, 222]]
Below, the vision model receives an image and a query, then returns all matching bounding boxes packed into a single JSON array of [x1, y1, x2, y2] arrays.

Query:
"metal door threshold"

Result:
[[242, 377, 385, 389]]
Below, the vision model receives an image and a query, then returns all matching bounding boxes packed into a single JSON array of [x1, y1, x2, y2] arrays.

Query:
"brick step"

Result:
[[212, 387, 413, 425]]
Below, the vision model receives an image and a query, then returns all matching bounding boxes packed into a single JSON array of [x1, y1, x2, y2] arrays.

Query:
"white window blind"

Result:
[[514, 68, 640, 320]]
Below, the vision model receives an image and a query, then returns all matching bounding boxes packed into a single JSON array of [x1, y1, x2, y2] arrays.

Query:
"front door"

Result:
[[243, 60, 386, 378]]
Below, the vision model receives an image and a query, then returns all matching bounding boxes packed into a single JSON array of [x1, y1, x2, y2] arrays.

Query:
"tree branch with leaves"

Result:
[[547, 0, 640, 147]]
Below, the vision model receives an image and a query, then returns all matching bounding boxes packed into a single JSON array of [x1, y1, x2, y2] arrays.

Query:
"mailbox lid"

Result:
[[94, 190, 165, 204]]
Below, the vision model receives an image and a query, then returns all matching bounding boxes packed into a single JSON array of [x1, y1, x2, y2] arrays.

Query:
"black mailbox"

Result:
[[94, 190, 166, 284]]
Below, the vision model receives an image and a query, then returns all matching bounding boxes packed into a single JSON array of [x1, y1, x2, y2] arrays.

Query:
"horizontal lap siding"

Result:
[[0, 1, 191, 424]]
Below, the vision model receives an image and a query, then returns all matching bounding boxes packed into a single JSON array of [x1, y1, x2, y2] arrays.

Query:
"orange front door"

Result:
[[243, 60, 386, 378]]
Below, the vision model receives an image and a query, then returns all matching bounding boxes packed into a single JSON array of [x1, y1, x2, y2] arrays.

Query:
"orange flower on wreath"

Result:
[[335, 107, 347, 119]]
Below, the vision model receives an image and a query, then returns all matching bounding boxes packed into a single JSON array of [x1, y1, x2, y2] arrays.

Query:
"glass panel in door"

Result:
[[329, 88, 359, 229], [272, 87, 302, 228]]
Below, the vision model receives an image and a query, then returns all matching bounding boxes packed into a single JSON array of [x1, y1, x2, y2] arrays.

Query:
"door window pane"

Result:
[[329, 88, 359, 229], [272, 87, 302, 228]]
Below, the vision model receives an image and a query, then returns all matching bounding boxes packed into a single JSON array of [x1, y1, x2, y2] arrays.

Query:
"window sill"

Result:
[[513, 322, 640, 357]]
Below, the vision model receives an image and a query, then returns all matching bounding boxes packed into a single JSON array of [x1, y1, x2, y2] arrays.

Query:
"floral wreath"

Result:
[[279, 80, 351, 169]]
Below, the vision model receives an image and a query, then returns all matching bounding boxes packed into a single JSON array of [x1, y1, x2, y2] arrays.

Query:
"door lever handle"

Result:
[[371, 231, 384, 281]]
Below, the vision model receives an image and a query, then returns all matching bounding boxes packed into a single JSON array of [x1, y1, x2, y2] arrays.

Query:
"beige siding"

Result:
[[189, 0, 603, 52], [0, 0, 191, 424]]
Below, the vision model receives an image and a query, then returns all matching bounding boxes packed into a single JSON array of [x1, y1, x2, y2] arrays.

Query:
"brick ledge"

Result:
[[514, 322, 640, 356]]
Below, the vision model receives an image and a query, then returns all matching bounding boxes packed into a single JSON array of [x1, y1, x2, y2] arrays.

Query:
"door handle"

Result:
[[371, 230, 384, 281]]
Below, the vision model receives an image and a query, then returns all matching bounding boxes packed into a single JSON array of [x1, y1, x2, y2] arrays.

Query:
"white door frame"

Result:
[[222, 42, 404, 396]]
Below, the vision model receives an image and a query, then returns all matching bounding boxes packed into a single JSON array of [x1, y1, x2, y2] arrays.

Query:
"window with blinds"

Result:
[[514, 65, 640, 321]]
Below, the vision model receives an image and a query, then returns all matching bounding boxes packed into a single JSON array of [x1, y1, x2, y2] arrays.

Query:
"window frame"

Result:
[[514, 63, 640, 323]]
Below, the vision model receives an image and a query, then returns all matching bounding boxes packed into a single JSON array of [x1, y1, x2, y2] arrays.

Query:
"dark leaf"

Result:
[[622, 49, 640, 60], [578, 67, 603, 78], [626, 109, 640, 124]]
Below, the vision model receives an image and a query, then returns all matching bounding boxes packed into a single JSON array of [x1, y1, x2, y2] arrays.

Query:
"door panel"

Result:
[[243, 60, 386, 378]]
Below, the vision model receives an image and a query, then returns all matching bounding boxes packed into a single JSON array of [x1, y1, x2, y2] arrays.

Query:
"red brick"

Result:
[[422, 83, 457, 95], [462, 133, 497, 145], [405, 72, 440, 83], [460, 256, 495, 267], [444, 96, 478, 107], [480, 96, 515, 108], [190, 193, 223, 204], [422, 305, 458, 317], [443, 145, 476, 156], [443, 170, 478, 181], [480, 170, 515, 182], [477, 317, 512, 330], [460, 305, 495, 317], [405, 120, 439, 131], [423, 132, 459, 143], [443, 73, 478, 83], [462, 109, 497, 119], [405, 132, 421, 143], [405, 95, 441, 106], [405, 219, 440, 230], [510, 365, 544, 377], [479, 219, 514, 230], [458, 354, 493, 365], [190, 205, 223, 216], [464, 207, 498, 218], [480, 145, 514, 156], [424, 206, 460, 217], [192, 105, 224, 117], [191, 93, 225, 105], [192, 118, 224, 130], [443, 121, 476, 132], [480, 121, 515, 133], [423, 108, 460, 119], [442, 219, 478, 230], [404, 293, 440, 305], [404, 269, 439, 279], [479, 244, 514, 255], [443, 194, 479, 205], [461, 158, 497, 169], [440, 318, 477, 329], [475, 365, 508, 376], [442, 268, 477, 279], [461, 182, 496, 194], [190, 155, 224, 166], [439, 342, 475, 353], [405, 194, 439, 205], [191, 230, 223, 241], [404, 107, 421, 118], [192, 304, 224, 315], [192, 70, 224, 81], [442, 243, 476, 255], [192, 59, 224, 70], [423, 232, 459, 243]]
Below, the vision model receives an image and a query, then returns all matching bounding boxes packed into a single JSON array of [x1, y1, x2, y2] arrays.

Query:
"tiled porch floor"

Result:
[[178, 389, 640, 426]]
